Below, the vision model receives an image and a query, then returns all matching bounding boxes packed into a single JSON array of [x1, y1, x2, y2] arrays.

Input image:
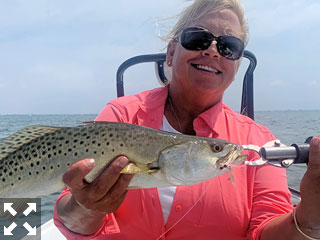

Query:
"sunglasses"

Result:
[[178, 26, 245, 60]]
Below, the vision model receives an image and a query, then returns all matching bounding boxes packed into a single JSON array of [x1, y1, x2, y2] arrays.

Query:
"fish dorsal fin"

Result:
[[0, 126, 60, 160]]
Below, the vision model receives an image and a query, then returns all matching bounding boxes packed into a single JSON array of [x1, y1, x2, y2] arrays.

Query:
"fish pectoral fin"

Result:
[[120, 163, 157, 174]]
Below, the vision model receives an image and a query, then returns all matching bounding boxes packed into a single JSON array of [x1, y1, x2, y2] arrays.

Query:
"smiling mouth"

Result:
[[191, 64, 222, 74]]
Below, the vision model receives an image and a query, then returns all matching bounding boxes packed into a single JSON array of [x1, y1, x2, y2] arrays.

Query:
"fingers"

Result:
[[63, 158, 95, 190], [89, 156, 132, 199], [308, 135, 320, 169], [62, 156, 134, 214]]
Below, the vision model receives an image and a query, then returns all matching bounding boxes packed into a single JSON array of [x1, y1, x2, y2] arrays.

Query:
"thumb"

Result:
[[308, 136, 320, 169], [63, 158, 95, 190]]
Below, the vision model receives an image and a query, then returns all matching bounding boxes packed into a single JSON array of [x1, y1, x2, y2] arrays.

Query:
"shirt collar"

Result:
[[195, 99, 226, 138], [136, 84, 227, 137], [136, 85, 169, 129]]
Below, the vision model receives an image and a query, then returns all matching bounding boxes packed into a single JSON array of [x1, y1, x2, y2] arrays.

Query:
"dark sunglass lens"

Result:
[[217, 36, 244, 60], [180, 28, 212, 51]]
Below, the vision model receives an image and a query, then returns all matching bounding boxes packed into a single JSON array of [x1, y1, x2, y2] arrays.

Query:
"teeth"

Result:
[[196, 65, 220, 73]]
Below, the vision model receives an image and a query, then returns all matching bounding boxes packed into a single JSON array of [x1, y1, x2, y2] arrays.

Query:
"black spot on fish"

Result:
[[106, 142, 110, 146], [102, 151, 104, 155], [9, 172, 12, 176], [20, 166, 23, 170], [57, 164, 60, 168], [109, 134, 113, 137], [29, 172, 32, 176], [73, 139, 78, 143], [74, 152, 78, 156], [92, 141, 96, 144], [65, 141, 69, 144], [18, 177, 21, 181], [68, 148, 72, 152], [80, 141, 84, 145], [30, 163, 34, 167], [37, 161, 40, 165], [48, 154, 52, 158], [86, 149, 89, 152], [93, 151, 97, 154], [43, 166, 46, 170], [58, 150, 62, 154], [2, 178, 5, 182], [50, 166, 54, 169], [36, 171, 39, 175], [53, 146, 56, 150]]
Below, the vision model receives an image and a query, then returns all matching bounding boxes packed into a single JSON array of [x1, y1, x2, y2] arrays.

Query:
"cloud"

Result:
[[25, 63, 95, 91], [269, 80, 284, 87], [308, 80, 320, 87], [244, 0, 320, 37]]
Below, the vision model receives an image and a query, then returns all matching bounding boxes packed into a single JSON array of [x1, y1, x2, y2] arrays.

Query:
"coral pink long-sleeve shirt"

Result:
[[54, 85, 293, 240]]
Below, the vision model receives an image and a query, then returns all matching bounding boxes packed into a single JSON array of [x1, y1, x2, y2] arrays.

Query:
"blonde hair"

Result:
[[165, 0, 249, 46]]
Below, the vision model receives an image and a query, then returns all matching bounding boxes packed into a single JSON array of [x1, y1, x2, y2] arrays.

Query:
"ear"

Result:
[[166, 40, 177, 66]]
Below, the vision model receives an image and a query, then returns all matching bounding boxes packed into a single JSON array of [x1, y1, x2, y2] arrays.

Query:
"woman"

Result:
[[55, 0, 320, 239]]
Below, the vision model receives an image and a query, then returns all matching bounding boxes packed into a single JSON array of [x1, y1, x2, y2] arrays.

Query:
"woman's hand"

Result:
[[297, 135, 320, 237], [56, 156, 133, 235]]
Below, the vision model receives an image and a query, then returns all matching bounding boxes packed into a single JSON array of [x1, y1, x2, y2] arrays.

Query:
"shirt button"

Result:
[[176, 205, 182, 211]]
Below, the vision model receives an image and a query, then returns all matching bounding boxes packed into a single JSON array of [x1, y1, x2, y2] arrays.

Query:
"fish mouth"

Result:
[[217, 144, 246, 170]]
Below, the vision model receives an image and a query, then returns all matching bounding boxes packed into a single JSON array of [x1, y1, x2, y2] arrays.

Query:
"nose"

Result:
[[202, 40, 220, 58]]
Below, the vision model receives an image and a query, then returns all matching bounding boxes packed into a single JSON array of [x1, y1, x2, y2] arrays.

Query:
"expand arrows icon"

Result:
[[4, 203, 17, 216], [4, 222, 17, 235], [23, 203, 36, 216], [2, 201, 38, 236], [23, 222, 36, 235]]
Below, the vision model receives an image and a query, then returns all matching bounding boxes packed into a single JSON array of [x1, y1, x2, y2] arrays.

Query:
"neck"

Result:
[[164, 85, 222, 135]]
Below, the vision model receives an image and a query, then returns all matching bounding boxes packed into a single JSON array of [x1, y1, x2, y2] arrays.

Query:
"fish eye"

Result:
[[212, 143, 224, 152]]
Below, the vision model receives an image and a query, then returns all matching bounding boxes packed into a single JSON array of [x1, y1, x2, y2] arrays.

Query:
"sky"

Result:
[[0, 0, 320, 114]]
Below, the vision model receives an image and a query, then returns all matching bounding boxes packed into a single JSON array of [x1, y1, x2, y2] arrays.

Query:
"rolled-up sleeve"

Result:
[[246, 164, 294, 239]]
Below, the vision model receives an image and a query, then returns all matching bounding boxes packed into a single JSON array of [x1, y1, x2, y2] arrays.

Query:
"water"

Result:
[[0, 111, 319, 226]]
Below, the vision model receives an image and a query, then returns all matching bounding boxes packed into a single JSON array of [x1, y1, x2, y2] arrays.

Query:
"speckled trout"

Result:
[[0, 122, 247, 198]]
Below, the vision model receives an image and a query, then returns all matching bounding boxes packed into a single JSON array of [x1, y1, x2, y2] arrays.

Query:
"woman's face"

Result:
[[167, 9, 243, 101]]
